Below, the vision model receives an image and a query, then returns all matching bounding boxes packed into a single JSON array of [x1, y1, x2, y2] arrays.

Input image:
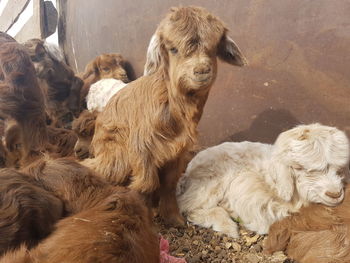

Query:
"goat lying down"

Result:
[[86, 78, 127, 112], [0, 187, 160, 263], [72, 110, 97, 159], [0, 169, 63, 256], [0, 157, 160, 262], [177, 123, 350, 237], [84, 6, 247, 225], [80, 53, 129, 109], [264, 183, 350, 263]]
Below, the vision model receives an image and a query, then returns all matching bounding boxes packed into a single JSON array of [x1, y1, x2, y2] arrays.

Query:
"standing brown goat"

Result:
[[84, 6, 247, 225], [264, 183, 350, 263]]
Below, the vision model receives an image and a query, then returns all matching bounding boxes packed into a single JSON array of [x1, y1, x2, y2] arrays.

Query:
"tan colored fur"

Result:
[[264, 184, 350, 263], [84, 6, 246, 225]]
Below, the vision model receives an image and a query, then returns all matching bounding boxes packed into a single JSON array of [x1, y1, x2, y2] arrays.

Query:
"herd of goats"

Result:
[[0, 5, 349, 263]]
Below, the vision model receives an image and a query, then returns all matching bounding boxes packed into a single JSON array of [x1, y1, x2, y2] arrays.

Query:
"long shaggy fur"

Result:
[[84, 6, 246, 225], [177, 123, 350, 237], [23, 38, 83, 127], [0, 33, 48, 164], [46, 126, 78, 157], [0, 169, 63, 256], [22, 157, 114, 214], [0, 188, 160, 263], [264, 184, 350, 263]]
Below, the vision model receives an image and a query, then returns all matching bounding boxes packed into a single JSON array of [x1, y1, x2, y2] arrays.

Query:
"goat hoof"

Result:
[[162, 213, 186, 227]]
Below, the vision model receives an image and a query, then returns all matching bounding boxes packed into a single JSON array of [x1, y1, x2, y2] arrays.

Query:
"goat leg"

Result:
[[158, 156, 186, 226]]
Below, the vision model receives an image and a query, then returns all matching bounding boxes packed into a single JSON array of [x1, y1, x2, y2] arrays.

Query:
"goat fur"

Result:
[[0, 169, 63, 256], [72, 110, 97, 159], [83, 6, 246, 225], [80, 53, 129, 109], [23, 38, 83, 127], [0, 187, 159, 263], [264, 184, 350, 263], [0, 33, 48, 164], [177, 123, 350, 237]]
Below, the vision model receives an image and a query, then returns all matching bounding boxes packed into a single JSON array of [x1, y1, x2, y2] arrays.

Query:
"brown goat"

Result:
[[1, 120, 77, 168], [22, 157, 114, 214], [72, 110, 97, 159], [264, 184, 350, 263], [79, 53, 129, 108], [0, 34, 81, 167], [46, 126, 78, 157], [0, 188, 159, 263], [0, 169, 63, 256], [1, 157, 160, 263], [23, 38, 83, 127], [0, 33, 48, 165], [83, 6, 246, 225]]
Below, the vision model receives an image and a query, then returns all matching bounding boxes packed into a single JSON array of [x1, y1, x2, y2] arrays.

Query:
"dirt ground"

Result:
[[155, 218, 296, 263]]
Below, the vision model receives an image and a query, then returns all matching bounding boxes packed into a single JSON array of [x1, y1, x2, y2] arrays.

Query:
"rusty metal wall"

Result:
[[59, 0, 350, 146]]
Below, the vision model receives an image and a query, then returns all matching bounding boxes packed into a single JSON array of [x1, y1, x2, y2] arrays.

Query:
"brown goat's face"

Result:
[[144, 6, 247, 93], [74, 136, 92, 159], [84, 54, 129, 83]]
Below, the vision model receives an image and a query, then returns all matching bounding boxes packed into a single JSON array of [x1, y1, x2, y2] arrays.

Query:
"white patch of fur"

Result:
[[177, 123, 350, 237], [86, 79, 127, 112], [143, 34, 162, 76]]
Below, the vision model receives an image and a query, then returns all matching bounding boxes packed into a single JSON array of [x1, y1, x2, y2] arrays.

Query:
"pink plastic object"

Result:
[[160, 236, 187, 263]]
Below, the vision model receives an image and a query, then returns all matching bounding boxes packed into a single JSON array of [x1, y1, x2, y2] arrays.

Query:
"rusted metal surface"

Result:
[[59, 0, 350, 146]]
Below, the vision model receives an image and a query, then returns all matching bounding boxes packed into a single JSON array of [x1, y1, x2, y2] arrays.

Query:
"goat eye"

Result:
[[169, 47, 178, 54], [102, 68, 110, 72]]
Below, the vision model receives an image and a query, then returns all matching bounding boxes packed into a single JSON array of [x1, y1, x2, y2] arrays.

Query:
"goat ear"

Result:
[[272, 162, 295, 202], [143, 34, 162, 76], [82, 60, 98, 79], [4, 122, 21, 152], [35, 42, 46, 57], [217, 34, 247, 67]]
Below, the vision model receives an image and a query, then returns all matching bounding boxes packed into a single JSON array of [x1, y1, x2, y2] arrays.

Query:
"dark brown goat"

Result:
[[0, 188, 159, 263], [23, 38, 83, 127], [84, 6, 247, 225], [0, 33, 48, 165], [72, 110, 97, 159], [47, 126, 78, 157], [264, 184, 350, 263], [0, 169, 63, 256], [0, 34, 79, 167], [79, 53, 129, 109]]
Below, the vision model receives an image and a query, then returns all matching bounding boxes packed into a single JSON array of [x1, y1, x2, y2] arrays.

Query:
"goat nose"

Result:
[[325, 191, 342, 199], [194, 64, 211, 75]]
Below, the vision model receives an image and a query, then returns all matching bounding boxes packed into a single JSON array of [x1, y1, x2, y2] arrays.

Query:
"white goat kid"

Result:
[[177, 123, 350, 237]]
